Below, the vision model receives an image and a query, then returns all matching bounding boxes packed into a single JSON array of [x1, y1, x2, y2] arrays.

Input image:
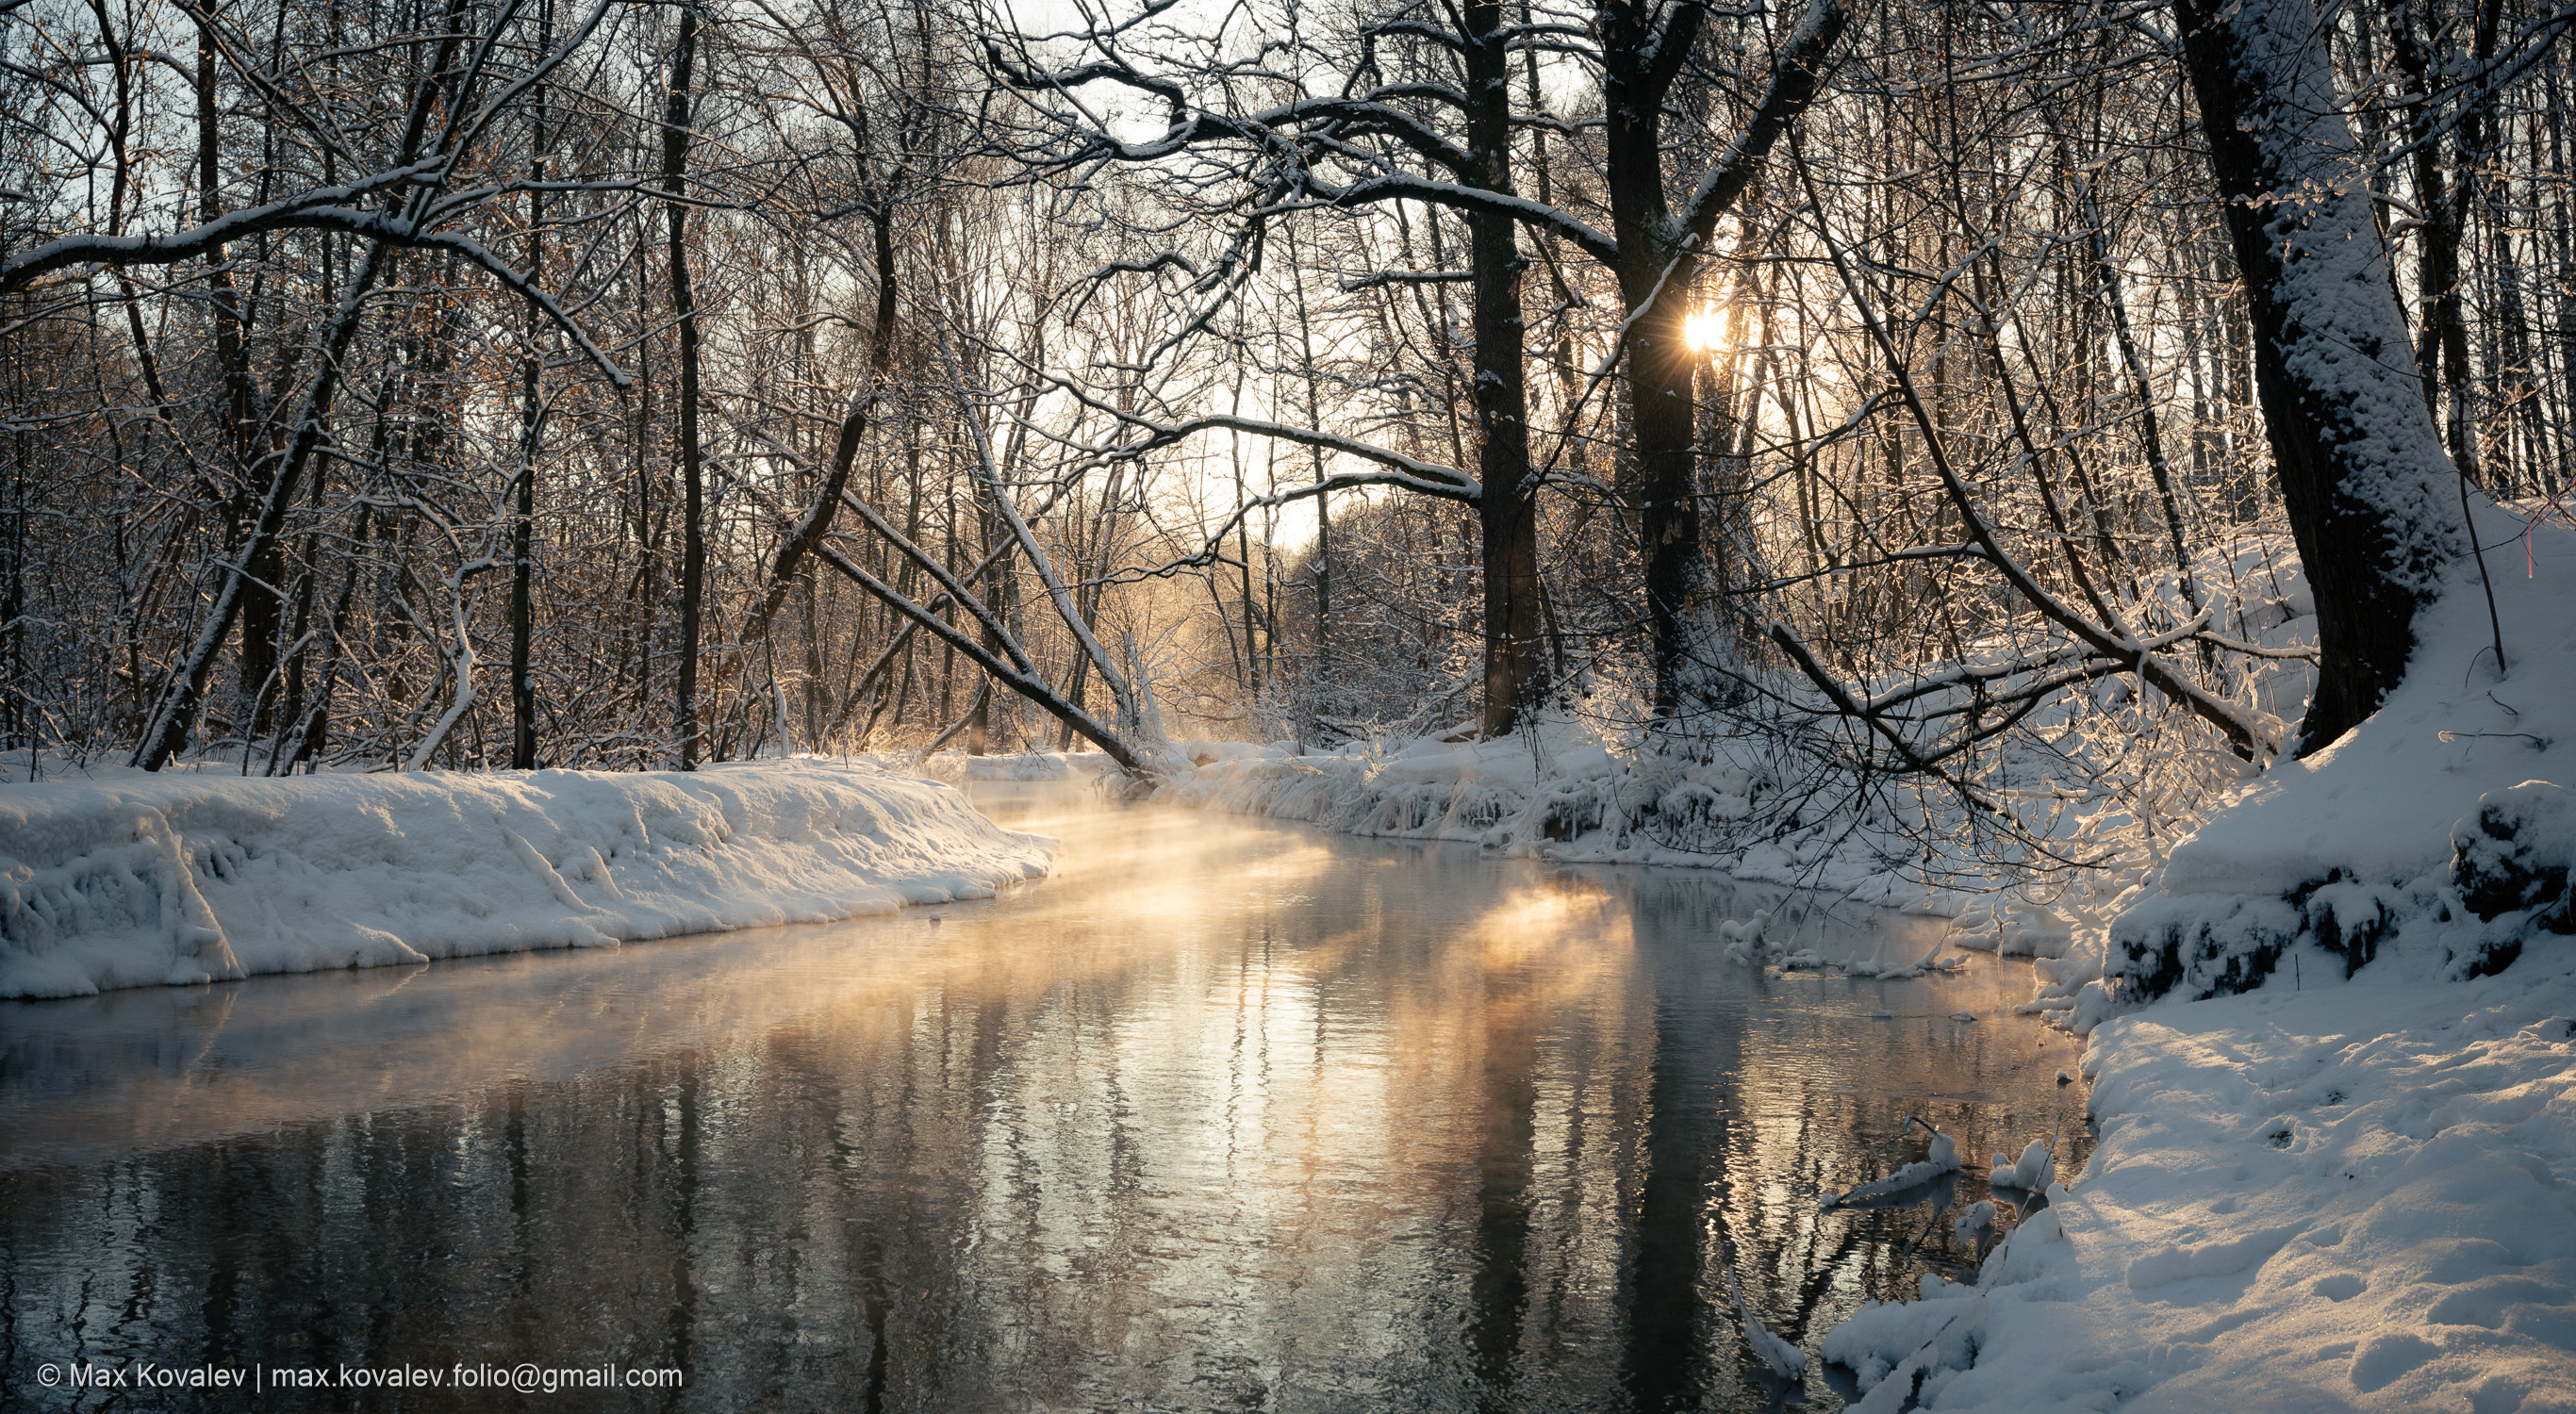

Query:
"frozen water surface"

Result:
[[2, 780, 2089, 1410]]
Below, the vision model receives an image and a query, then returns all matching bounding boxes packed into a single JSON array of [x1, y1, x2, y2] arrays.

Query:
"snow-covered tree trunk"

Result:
[[2172, 0, 2469, 752]]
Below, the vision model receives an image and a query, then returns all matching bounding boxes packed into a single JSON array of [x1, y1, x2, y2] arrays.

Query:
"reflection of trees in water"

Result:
[[1624, 987, 1728, 1410], [0, 825, 2089, 1410], [1610, 865, 2094, 1409]]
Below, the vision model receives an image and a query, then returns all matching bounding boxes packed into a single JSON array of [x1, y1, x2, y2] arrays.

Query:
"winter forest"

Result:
[[6, 0, 2568, 809], [7, 0, 2576, 1406]]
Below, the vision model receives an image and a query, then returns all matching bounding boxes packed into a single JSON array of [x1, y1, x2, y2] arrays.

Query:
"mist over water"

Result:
[[2, 781, 2088, 1410]]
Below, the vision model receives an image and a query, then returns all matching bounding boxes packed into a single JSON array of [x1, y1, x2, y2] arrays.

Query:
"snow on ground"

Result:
[[1161, 715, 1952, 911], [1826, 944, 2576, 1412], [1820, 500, 2576, 1410], [901, 748, 1119, 783], [0, 759, 1055, 998], [1998, 499, 2576, 1028]]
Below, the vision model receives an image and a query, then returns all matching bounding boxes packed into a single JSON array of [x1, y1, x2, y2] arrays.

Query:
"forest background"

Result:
[[3, 0, 2571, 881]]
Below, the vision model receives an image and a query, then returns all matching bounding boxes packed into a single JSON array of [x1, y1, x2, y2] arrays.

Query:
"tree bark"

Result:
[[2173, 0, 2469, 752], [1464, 0, 1547, 737], [1601, 0, 1701, 715], [511, 3, 550, 770], [195, 21, 272, 729], [1598, 0, 1845, 715], [662, 3, 705, 769]]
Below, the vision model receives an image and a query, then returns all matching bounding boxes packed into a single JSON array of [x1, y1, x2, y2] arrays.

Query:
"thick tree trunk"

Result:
[[2173, 0, 2468, 752], [1597, 0, 1845, 715], [1601, 2, 1702, 716], [1464, 0, 1547, 737]]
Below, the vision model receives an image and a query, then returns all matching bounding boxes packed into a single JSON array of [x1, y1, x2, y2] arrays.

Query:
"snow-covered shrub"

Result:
[[2452, 781, 2573, 933], [2105, 891, 2304, 1000], [2297, 872, 2418, 976], [2105, 778, 2572, 1003]]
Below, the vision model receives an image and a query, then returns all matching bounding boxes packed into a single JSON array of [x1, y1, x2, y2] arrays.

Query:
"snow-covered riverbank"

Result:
[[1159, 720, 1957, 912], [0, 760, 1055, 998], [1822, 503, 2576, 1410], [1825, 950, 2575, 1411]]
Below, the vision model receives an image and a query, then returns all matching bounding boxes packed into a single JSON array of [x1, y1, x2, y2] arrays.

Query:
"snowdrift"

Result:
[[2102, 498, 2576, 1008], [0, 760, 1055, 998], [1819, 502, 2576, 1411]]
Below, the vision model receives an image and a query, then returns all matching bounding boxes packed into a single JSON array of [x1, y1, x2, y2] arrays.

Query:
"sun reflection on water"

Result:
[[0, 781, 2091, 1412]]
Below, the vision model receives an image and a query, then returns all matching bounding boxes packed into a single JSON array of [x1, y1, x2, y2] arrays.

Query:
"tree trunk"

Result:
[[2173, 0, 2468, 752], [662, 3, 704, 769], [1464, 0, 1547, 737], [195, 22, 273, 732], [1597, 0, 1845, 715], [1601, 2, 1702, 716], [511, 10, 549, 770]]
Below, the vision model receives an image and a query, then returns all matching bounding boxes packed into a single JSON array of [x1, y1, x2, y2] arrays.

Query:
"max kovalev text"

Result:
[[32, 1360, 685, 1394]]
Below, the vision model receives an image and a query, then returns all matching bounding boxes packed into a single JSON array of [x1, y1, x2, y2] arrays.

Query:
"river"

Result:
[[1, 779, 2090, 1410]]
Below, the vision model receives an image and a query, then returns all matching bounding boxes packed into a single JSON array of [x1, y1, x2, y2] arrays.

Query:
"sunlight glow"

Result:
[[1682, 309, 1726, 354]]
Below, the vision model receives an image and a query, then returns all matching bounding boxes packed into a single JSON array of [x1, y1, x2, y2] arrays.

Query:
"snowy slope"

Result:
[[1825, 959, 2576, 1413], [1821, 501, 2576, 1409], [0, 760, 1055, 998], [2097, 498, 2576, 1005], [2157, 503, 2570, 902]]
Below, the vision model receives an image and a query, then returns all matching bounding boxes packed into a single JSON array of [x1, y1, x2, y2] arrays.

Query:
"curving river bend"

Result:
[[1, 779, 2089, 1411]]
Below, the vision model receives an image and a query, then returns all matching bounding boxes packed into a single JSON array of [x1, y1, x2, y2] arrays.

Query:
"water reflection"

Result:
[[0, 781, 2089, 1410]]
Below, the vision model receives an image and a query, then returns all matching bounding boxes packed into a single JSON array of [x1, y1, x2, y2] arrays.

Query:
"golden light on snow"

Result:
[[1682, 308, 1726, 354]]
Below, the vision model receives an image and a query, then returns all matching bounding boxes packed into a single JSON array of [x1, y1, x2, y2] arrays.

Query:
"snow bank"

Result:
[[1822, 961, 2576, 1412], [1161, 714, 1947, 911], [903, 748, 1118, 784], [2099, 500, 2576, 1006], [0, 760, 1055, 998], [1820, 502, 2576, 1409]]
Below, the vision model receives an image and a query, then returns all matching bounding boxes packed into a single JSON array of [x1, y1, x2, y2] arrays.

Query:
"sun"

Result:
[[1682, 309, 1726, 354]]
